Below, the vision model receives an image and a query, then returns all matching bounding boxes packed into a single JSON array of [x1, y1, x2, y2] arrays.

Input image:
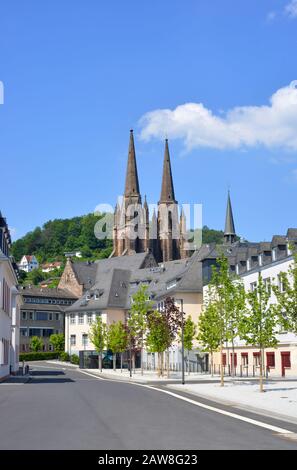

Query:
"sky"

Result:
[[1, 0, 297, 243]]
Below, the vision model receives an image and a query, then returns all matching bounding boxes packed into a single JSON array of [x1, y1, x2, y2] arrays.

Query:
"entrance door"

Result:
[[281, 352, 291, 377]]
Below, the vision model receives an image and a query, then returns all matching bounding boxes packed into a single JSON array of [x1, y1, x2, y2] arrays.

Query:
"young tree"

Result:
[[197, 302, 221, 376], [180, 316, 197, 375], [162, 297, 183, 377], [146, 310, 172, 377], [107, 321, 128, 372], [30, 336, 43, 352], [49, 333, 65, 352], [241, 273, 279, 392], [208, 254, 246, 385], [273, 250, 297, 334], [89, 316, 107, 372], [128, 284, 152, 375]]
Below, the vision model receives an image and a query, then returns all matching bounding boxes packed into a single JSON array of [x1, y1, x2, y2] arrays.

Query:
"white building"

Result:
[[0, 212, 22, 380], [19, 255, 39, 272]]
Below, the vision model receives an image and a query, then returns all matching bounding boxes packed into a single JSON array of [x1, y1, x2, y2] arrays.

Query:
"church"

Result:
[[110, 130, 190, 262]]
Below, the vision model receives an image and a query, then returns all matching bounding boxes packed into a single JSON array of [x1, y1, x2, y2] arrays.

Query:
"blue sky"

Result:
[[1, 0, 297, 242]]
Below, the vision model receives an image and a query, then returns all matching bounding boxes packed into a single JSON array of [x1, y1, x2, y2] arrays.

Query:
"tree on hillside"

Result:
[[89, 316, 107, 372]]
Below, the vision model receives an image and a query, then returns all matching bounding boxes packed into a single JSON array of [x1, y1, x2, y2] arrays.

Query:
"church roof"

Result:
[[124, 129, 140, 199], [159, 139, 176, 204]]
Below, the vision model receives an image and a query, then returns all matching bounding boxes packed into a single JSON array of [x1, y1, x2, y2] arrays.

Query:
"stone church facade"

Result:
[[110, 130, 190, 263]]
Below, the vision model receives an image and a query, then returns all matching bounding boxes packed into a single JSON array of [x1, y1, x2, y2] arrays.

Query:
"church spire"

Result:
[[159, 139, 176, 204], [124, 129, 140, 200], [224, 190, 236, 244]]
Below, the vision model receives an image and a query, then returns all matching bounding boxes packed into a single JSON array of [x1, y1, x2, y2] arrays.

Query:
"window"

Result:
[[70, 335, 76, 346], [78, 314, 84, 324], [55, 313, 59, 321], [222, 353, 226, 366], [266, 352, 275, 368], [263, 278, 271, 295], [22, 311, 27, 320], [20, 328, 28, 337], [49, 313, 53, 321], [250, 281, 257, 292], [70, 314, 75, 324], [241, 353, 248, 366], [82, 334, 88, 347], [87, 313, 93, 324], [36, 312, 48, 321], [278, 274, 286, 293], [253, 352, 261, 367], [29, 311, 34, 320], [230, 353, 237, 367]]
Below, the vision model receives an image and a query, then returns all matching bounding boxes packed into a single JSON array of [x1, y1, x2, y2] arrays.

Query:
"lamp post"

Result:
[[177, 298, 185, 385]]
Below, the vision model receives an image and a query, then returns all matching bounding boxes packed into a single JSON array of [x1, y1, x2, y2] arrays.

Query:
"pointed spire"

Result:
[[159, 139, 176, 204], [224, 191, 236, 244], [124, 129, 140, 199]]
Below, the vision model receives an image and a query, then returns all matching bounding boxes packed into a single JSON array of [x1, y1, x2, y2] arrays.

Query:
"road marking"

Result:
[[78, 370, 293, 435]]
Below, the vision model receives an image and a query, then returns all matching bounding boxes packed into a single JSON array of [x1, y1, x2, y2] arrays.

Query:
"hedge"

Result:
[[19, 352, 60, 362]]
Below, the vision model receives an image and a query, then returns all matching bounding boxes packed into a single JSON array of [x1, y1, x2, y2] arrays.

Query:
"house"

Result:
[[0, 211, 22, 380], [41, 261, 63, 273], [19, 286, 77, 352], [18, 255, 39, 272]]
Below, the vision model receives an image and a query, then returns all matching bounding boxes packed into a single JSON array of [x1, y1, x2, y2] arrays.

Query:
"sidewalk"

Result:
[[168, 380, 297, 424]]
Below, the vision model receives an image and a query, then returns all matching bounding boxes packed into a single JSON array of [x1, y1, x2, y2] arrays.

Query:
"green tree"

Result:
[[197, 302, 221, 376], [180, 316, 197, 375], [208, 254, 246, 385], [241, 273, 279, 392], [273, 249, 297, 334], [128, 285, 152, 375], [89, 316, 107, 372], [49, 333, 65, 352], [30, 336, 43, 352], [146, 310, 172, 377], [107, 321, 128, 372]]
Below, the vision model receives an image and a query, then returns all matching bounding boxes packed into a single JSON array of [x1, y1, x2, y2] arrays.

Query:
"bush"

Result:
[[19, 352, 59, 362], [59, 352, 70, 362], [70, 354, 79, 365]]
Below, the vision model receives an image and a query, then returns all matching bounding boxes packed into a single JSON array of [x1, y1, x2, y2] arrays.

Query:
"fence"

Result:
[[211, 364, 270, 378]]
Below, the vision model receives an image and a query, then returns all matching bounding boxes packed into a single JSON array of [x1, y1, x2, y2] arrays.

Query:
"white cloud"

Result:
[[139, 81, 297, 151], [285, 0, 297, 18]]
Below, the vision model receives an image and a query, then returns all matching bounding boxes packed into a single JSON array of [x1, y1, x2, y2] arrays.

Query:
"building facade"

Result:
[[0, 211, 21, 380], [19, 287, 77, 352], [18, 255, 39, 272]]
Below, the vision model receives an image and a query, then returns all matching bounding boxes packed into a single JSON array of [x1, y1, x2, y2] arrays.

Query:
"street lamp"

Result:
[[176, 298, 185, 385]]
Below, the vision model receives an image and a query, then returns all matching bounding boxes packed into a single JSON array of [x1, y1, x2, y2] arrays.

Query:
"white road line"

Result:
[[78, 370, 293, 435]]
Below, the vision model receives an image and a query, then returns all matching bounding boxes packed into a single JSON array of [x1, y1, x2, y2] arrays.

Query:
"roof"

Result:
[[20, 286, 77, 299], [72, 261, 98, 289]]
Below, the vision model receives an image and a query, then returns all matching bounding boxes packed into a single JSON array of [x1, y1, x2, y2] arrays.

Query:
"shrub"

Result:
[[19, 352, 59, 362], [70, 354, 79, 365], [59, 352, 70, 362]]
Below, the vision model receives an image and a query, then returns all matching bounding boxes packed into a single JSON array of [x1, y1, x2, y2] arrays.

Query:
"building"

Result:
[[0, 211, 21, 380], [41, 261, 63, 273], [111, 130, 191, 263], [18, 255, 39, 272], [201, 194, 297, 377], [19, 286, 77, 352]]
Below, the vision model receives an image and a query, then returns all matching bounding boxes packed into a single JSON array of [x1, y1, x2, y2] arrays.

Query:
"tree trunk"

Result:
[[211, 352, 214, 377], [160, 352, 164, 377], [132, 352, 135, 374], [99, 351, 102, 372], [259, 347, 264, 393], [167, 349, 170, 378], [120, 352, 123, 373], [113, 353, 116, 371], [220, 343, 224, 387], [157, 353, 161, 377], [231, 338, 235, 378], [141, 347, 143, 376], [188, 351, 190, 375]]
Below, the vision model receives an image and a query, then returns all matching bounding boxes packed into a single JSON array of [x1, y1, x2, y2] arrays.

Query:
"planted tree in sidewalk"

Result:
[[241, 273, 279, 392], [197, 302, 221, 376], [273, 249, 297, 334], [146, 310, 171, 377], [180, 316, 197, 375], [207, 254, 246, 385], [162, 297, 183, 378], [107, 321, 128, 372], [128, 284, 152, 375], [89, 316, 107, 372], [49, 333, 65, 352], [30, 336, 43, 352]]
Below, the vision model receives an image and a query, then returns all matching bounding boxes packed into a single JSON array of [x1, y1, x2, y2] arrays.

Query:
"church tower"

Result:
[[224, 190, 236, 244], [157, 139, 181, 262], [112, 130, 149, 257]]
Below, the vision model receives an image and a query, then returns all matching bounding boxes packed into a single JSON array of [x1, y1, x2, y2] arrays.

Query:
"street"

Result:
[[0, 363, 297, 450]]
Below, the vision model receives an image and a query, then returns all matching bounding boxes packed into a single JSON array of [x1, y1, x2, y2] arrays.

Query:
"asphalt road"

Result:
[[0, 362, 297, 450]]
